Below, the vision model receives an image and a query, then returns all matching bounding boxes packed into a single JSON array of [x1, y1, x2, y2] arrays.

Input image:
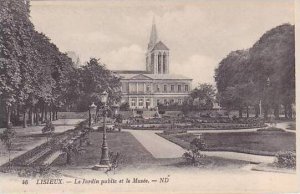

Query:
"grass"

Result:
[[160, 131, 296, 156], [52, 131, 156, 168], [52, 131, 248, 171]]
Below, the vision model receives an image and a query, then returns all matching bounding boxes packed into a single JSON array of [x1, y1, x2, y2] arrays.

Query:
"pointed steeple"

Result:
[[148, 17, 158, 50]]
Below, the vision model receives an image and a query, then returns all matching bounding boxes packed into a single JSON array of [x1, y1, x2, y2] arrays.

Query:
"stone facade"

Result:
[[115, 19, 192, 109]]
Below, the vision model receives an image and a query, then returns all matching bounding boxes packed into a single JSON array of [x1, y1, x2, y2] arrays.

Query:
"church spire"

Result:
[[148, 17, 158, 50]]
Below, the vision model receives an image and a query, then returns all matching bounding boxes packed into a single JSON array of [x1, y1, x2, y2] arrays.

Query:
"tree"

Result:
[[215, 24, 295, 119], [0, 129, 16, 166], [183, 83, 216, 112], [1, 0, 76, 128], [70, 58, 121, 111]]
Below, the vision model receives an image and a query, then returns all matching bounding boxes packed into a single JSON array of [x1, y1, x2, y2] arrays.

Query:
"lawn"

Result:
[[160, 131, 296, 156], [52, 131, 248, 171], [52, 131, 157, 168]]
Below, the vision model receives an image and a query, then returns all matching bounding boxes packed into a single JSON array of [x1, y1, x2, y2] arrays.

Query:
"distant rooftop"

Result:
[[113, 70, 150, 74], [118, 73, 192, 80]]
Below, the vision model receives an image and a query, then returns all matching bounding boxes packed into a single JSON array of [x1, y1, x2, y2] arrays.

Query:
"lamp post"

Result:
[[89, 102, 97, 128], [259, 77, 270, 118], [93, 91, 111, 170]]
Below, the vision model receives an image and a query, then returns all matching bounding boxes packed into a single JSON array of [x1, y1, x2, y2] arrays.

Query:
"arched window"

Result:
[[151, 53, 154, 66], [158, 53, 162, 74], [163, 53, 167, 73]]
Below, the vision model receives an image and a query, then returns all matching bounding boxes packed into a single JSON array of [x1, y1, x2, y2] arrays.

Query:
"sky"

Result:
[[30, 0, 294, 87]]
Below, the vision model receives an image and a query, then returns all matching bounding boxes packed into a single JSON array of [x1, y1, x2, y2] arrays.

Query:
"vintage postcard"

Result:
[[0, 0, 299, 193]]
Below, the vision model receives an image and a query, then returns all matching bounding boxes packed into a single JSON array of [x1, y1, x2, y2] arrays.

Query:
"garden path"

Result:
[[123, 129, 186, 158], [202, 151, 276, 163], [274, 122, 295, 133]]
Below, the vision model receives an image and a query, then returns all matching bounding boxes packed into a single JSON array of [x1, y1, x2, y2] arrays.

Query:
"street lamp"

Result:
[[259, 77, 270, 118], [93, 91, 111, 170], [89, 102, 97, 128]]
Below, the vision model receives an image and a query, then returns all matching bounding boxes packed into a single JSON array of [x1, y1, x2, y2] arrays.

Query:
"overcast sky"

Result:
[[30, 0, 294, 87]]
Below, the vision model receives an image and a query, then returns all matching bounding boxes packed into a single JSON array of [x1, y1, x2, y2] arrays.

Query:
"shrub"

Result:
[[275, 151, 296, 169], [182, 151, 205, 166], [183, 135, 207, 166], [42, 121, 55, 142], [158, 110, 165, 115], [0, 129, 16, 165], [119, 102, 130, 111]]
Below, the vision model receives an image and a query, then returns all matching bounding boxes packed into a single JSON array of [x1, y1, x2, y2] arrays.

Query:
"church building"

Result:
[[115, 20, 193, 109]]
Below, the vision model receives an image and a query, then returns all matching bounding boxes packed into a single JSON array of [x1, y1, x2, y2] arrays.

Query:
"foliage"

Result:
[[183, 83, 216, 112], [0, 1, 121, 128], [183, 136, 207, 166], [0, 129, 16, 151], [115, 114, 123, 123], [215, 24, 295, 118], [66, 58, 121, 111], [275, 151, 296, 169], [0, 128, 16, 164], [119, 102, 129, 111], [42, 121, 55, 141]]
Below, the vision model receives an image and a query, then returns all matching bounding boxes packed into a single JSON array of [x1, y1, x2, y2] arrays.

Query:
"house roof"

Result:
[[151, 41, 169, 51]]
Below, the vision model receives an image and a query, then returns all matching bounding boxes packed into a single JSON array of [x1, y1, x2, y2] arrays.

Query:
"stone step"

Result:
[[24, 147, 52, 165], [42, 151, 64, 165]]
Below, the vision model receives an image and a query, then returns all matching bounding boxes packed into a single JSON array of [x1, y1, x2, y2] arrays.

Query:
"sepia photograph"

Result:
[[0, 0, 298, 193]]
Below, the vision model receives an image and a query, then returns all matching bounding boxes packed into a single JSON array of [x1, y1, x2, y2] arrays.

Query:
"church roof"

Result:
[[118, 73, 192, 80], [148, 17, 158, 50], [151, 41, 169, 51]]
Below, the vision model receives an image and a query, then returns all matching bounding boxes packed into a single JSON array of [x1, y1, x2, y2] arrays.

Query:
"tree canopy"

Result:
[[215, 23, 295, 118], [0, 0, 121, 128]]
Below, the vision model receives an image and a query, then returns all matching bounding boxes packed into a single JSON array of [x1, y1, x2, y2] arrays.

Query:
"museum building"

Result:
[[115, 20, 193, 109]]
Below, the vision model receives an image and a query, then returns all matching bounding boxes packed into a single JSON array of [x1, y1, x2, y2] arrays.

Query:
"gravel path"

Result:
[[124, 130, 186, 158], [202, 151, 276, 163]]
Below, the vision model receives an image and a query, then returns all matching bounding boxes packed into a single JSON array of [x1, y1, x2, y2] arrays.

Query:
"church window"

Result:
[[163, 54, 167, 73], [171, 85, 174, 92], [163, 85, 167, 92], [157, 99, 160, 105], [156, 85, 160, 92], [151, 53, 154, 65], [178, 85, 182, 92], [158, 54, 162, 74], [170, 99, 175, 104], [185, 85, 189, 92]]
